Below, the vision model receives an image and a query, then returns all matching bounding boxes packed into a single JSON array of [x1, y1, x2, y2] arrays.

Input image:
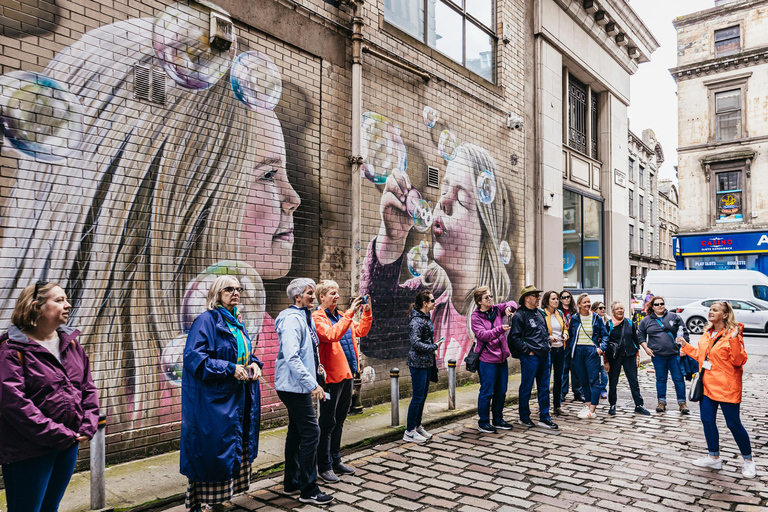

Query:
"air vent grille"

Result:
[[134, 64, 166, 105], [427, 166, 440, 188]]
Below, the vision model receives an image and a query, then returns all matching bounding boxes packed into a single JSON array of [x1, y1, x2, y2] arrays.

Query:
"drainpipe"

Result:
[[348, 0, 364, 296]]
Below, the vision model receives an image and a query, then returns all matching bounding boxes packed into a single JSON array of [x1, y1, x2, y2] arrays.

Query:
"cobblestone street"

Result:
[[206, 357, 768, 512]]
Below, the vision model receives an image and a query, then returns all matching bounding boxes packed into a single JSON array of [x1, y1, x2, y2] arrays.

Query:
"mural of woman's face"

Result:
[[243, 110, 301, 280], [432, 154, 482, 272]]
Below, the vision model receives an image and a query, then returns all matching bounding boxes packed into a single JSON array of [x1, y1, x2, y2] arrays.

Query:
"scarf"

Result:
[[483, 307, 498, 323], [217, 306, 250, 366]]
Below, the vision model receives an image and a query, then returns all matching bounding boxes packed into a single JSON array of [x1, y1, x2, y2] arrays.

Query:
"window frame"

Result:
[[638, 164, 644, 189], [629, 189, 634, 218], [714, 25, 741, 58], [715, 169, 744, 224], [639, 194, 644, 222], [562, 187, 604, 291], [704, 72, 750, 143], [639, 228, 644, 255]]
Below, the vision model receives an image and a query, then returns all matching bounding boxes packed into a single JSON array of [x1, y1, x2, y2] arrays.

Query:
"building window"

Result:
[[649, 231, 654, 257], [629, 225, 634, 252], [649, 197, 654, 226], [716, 170, 743, 223], [639, 195, 644, 221], [568, 75, 588, 155], [715, 26, 740, 57], [715, 89, 742, 141], [638, 165, 644, 189], [629, 190, 634, 217], [639, 228, 644, 254], [384, 0, 496, 81], [563, 189, 603, 290], [591, 94, 598, 159], [628, 157, 634, 182]]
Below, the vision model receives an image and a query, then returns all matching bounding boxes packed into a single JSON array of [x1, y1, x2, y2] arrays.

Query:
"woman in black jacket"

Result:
[[605, 302, 650, 416]]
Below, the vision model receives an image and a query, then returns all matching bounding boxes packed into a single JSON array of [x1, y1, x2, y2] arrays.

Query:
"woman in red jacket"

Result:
[[0, 281, 100, 512], [312, 280, 372, 484], [679, 301, 754, 479]]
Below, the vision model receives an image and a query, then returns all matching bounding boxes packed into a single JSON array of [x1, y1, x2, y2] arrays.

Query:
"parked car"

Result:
[[643, 269, 768, 311], [676, 298, 768, 334]]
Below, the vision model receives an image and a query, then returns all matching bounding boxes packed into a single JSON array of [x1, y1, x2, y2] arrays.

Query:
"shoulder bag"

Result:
[[464, 342, 483, 373], [689, 331, 724, 402]]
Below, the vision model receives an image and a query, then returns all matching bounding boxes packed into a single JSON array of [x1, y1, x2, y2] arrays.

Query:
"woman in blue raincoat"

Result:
[[181, 275, 262, 512]]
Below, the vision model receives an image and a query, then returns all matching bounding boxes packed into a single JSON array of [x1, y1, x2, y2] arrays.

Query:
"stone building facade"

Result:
[[671, 0, 768, 275], [658, 179, 680, 270]]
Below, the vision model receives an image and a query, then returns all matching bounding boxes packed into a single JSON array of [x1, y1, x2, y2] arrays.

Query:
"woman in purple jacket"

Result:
[[0, 281, 100, 512], [469, 286, 517, 433]]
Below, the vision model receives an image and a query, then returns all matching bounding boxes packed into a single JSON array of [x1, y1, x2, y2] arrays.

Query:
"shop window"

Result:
[[715, 26, 740, 57], [629, 190, 634, 218], [639, 195, 644, 221], [639, 228, 644, 254], [563, 189, 603, 290], [716, 170, 743, 223], [385, 0, 496, 81], [715, 89, 742, 141]]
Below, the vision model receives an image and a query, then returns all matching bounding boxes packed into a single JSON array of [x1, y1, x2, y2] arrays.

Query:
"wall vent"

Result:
[[134, 64, 166, 105], [427, 166, 440, 188]]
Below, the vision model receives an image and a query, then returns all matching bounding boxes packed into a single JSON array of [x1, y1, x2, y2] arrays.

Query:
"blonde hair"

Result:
[[576, 293, 590, 308], [705, 301, 739, 333], [206, 276, 240, 310], [315, 280, 339, 300], [473, 286, 491, 306], [11, 282, 61, 331]]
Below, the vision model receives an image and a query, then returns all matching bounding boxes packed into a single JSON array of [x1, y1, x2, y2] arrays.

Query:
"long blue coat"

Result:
[[180, 308, 261, 482]]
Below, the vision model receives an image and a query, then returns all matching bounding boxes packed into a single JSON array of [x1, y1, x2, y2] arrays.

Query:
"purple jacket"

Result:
[[470, 301, 518, 363], [0, 325, 100, 464]]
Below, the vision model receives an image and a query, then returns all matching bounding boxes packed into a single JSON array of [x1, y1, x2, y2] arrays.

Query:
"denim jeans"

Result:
[[572, 345, 601, 406], [518, 352, 551, 422], [407, 366, 431, 431], [2, 442, 78, 512], [699, 395, 752, 458], [599, 367, 608, 395], [477, 360, 509, 424], [550, 347, 565, 409], [562, 348, 584, 400], [318, 378, 353, 472], [607, 355, 644, 407], [651, 354, 686, 403], [277, 390, 321, 498]]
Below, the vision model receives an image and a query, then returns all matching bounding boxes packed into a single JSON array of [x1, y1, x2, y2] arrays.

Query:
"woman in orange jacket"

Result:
[[312, 280, 372, 484], [679, 301, 755, 479]]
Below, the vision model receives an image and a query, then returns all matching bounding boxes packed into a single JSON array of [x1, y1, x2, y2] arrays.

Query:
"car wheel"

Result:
[[765, 322, 768, 334], [687, 317, 706, 334]]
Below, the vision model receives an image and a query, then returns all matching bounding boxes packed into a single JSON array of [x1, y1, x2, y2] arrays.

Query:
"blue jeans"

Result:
[[477, 360, 509, 424], [550, 347, 565, 409], [2, 442, 79, 512], [518, 352, 551, 422], [700, 395, 752, 458], [562, 348, 584, 400], [651, 354, 686, 403], [277, 390, 321, 498], [600, 367, 608, 394], [407, 367, 431, 431], [572, 345, 601, 406]]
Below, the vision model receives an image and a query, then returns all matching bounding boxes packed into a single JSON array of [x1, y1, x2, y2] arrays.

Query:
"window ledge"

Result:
[[380, 18, 503, 96]]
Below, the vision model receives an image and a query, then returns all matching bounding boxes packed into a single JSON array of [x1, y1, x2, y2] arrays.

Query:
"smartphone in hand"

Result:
[[436, 335, 446, 345]]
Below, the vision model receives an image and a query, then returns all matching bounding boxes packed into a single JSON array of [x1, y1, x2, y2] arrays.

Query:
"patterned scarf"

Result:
[[217, 306, 250, 366], [483, 307, 498, 323]]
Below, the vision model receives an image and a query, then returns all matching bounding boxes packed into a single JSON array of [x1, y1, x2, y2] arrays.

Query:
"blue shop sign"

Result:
[[675, 232, 768, 257], [563, 250, 576, 272]]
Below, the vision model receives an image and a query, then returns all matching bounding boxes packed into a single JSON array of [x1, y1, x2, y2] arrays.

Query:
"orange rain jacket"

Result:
[[313, 307, 373, 384], [681, 323, 748, 404]]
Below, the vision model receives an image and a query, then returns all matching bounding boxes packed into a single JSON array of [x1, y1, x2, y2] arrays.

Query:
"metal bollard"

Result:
[[448, 359, 456, 410], [390, 367, 400, 426], [90, 413, 107, 510], [349, 372, 364, 415]]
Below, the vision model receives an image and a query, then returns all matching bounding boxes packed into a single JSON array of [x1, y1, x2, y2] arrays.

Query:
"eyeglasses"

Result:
[[426, 298, 436, 303], [33, 280, 48, 300], [560, 295, 571, 300], [223, 286, 244, 294], [652, 302, 665, 307], [597, 306, 605, 310], [482, 295, 493, 300]]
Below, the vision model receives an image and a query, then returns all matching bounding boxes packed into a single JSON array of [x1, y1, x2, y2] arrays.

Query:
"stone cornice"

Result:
[[628, 130, 654, 157], [669, 45, 768, 82], [673, 0, 768, 29]]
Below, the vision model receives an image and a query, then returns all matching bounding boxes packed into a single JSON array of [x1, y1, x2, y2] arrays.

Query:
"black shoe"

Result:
[[333, 463, 356, 476], [537, 419, 558, 429], [575, 395, 586, 402], [492, 419, 514, 430], [279, 487, 301, 497], [299, 492, 334, 505], [608, 405, 616, 416], [318, 469, 339, 483], [518, 418, 535, 427], [553, 407, 566, 416], [478, 422, 497, 434], [634, 405, 651, 416]]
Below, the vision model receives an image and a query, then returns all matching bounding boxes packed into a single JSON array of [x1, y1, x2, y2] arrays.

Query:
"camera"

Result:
[[359, 295, 369, 305]]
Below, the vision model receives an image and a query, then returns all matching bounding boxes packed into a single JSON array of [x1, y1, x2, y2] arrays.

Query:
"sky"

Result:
[[627, 0, 711, 181]]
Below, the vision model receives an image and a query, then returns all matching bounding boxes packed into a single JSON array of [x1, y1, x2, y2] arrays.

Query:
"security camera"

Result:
[[507, 113, 524, 130]]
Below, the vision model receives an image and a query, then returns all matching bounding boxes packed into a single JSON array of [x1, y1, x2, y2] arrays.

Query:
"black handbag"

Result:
[[689, 331, 723, 403], [464, 342, 483, 373]]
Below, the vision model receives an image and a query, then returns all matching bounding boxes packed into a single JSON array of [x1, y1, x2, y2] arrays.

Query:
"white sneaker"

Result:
[[692, 456, 722, 469], [577, 406, 596, 419], [742, 459, 756, 479], [415, 425, 433, 440], [403, 430, 427, 443]]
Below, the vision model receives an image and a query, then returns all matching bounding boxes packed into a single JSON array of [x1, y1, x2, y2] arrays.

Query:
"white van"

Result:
[[643, 269, 768, 311]]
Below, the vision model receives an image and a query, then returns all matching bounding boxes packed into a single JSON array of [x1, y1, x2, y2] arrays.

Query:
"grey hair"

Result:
[[286, 278, 316, 301], [206, 275, 240, 310], [610, 301, 625, 312]]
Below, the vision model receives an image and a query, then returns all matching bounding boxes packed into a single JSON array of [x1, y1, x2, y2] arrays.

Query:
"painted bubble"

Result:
[[361, 366, 376, 384], [407, 246, 429, 277], [160, 334, 186, 385], [153, 3, 237, 90], [411, 198, 434, 233], [499, 241, 512, 265], [438, 130, 458, 161], [360, 112, 407, 184], [0, 71, 84, 162], [419, 240, 430, 255], [423, 106, 439, 128], [476, 169, 497, 204], [231, 51, 282, 112]]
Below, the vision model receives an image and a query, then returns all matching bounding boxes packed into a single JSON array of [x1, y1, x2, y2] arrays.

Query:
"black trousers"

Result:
[[277, 391, 321, 498], [317, 378, 353, 472], [607, 355, 644, 407]]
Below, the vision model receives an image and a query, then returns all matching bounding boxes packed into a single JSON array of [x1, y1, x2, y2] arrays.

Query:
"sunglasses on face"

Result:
[[560, 295, 571, 300], [653, 302, 665, 307], [426, 298, 436, 303], [223, 286, 244, 294], [482, 295, 493, 300], [34, 280, 48, 300], [597, 306, 605, 310]]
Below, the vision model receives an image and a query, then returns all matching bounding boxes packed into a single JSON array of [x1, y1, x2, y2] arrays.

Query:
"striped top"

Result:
[[577, 315, 594, 345]]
